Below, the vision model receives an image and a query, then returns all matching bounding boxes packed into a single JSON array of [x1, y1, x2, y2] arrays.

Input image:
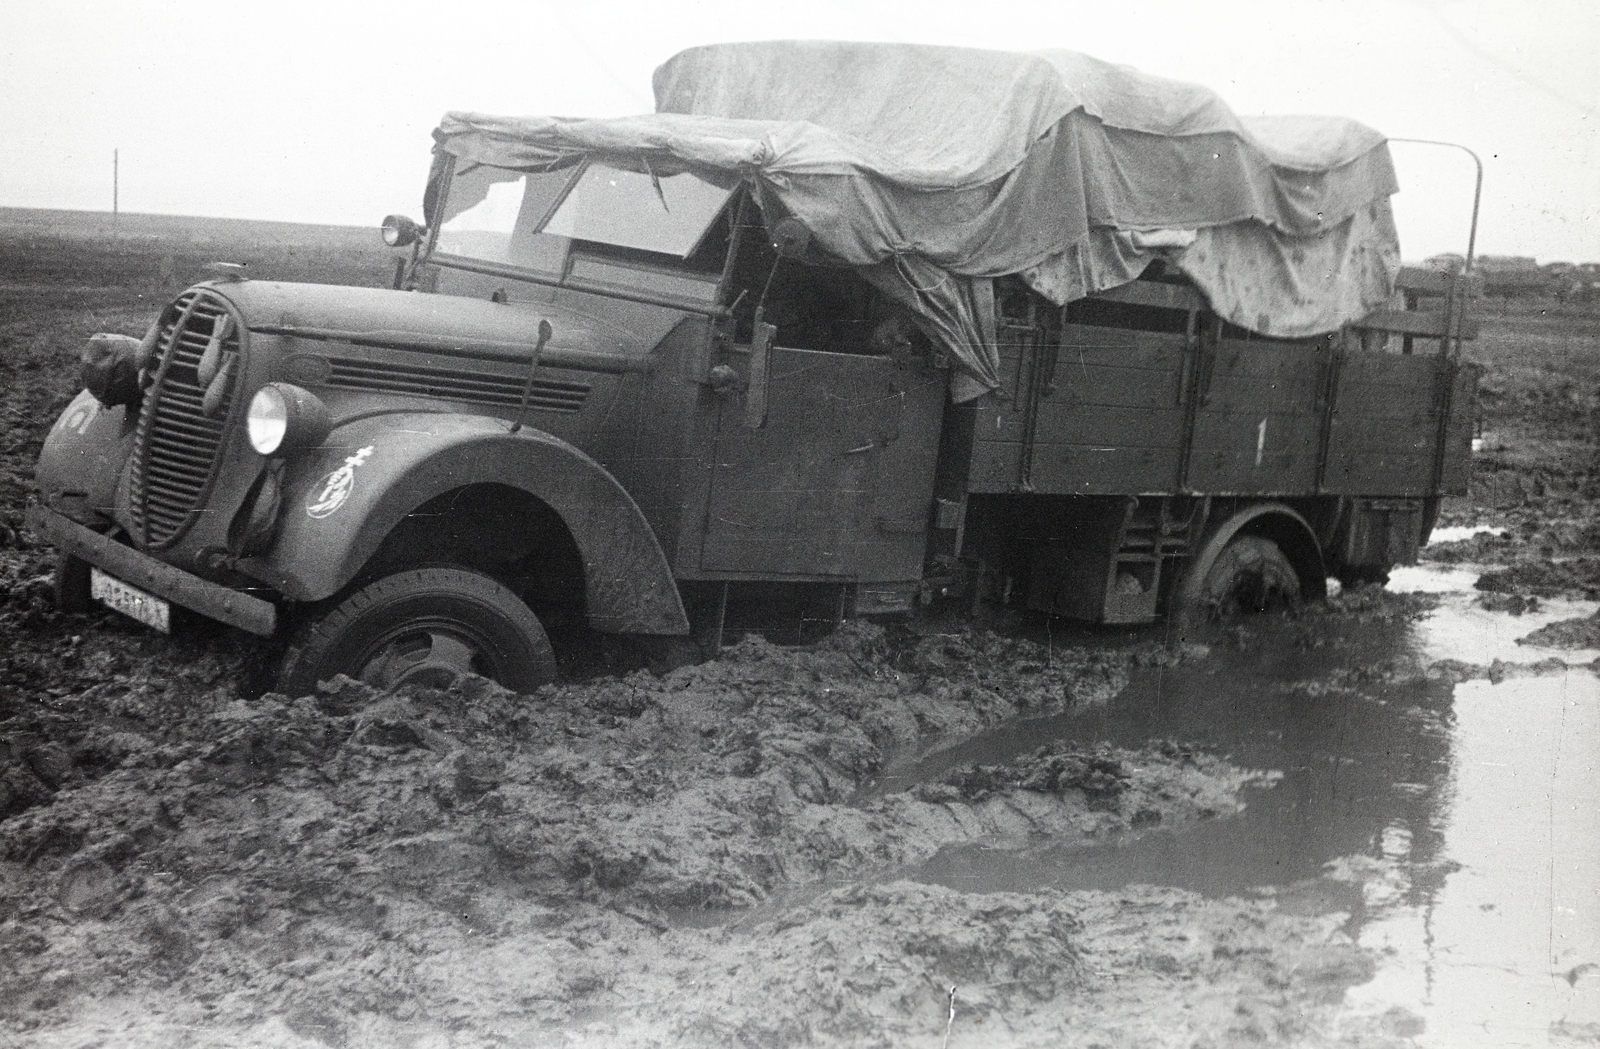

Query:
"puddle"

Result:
[[1388, 562, 1486, 594], [1428, 525, 1508, 544], [895, 612, 1454, 897], [1347, 673, 1600, 1046], [1388, 564, 1600, 665], [890, 562, 1600, 1043]]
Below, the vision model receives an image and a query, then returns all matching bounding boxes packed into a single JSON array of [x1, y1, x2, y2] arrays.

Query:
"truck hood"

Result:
[[199, 280, 650, 366]]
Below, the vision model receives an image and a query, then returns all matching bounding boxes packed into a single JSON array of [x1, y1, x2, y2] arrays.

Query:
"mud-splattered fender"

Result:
[[34, 389, 135, 526], [241, 411, 688, 634]]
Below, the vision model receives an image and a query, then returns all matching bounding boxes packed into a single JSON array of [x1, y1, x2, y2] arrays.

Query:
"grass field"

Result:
[[0, 206, 401, 292], [1462, 295, 1600, 529]]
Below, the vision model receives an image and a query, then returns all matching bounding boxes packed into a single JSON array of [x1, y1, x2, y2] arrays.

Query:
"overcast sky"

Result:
[[3, 0, 1595, 262]]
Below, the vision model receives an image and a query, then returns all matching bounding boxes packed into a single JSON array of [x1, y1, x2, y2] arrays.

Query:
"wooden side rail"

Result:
[[1355, 265, 1480, 346], [1087, 279, 1205, 313], [1392, 265, 1484, 298], [1352, 308, 1479, 339], [1084, 266, 1480, 343]]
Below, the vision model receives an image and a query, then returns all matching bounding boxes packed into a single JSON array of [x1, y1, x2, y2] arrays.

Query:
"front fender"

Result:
[[35, 390, 136, 527], [241, 411, 688, 634]]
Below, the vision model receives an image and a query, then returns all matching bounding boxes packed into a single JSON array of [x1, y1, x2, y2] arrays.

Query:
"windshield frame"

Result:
[[422, 154, 739, 316]]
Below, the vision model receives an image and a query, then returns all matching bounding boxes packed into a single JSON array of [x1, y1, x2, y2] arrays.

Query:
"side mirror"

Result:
[[381, 214, 424, 248]]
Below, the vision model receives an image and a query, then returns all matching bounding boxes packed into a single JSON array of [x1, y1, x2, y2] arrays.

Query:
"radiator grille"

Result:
[[323, 357, 590, 413], [127, 290, 241, 548]]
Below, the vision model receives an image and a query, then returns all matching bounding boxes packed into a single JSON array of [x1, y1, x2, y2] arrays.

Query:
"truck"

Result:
[[27, 42, 1479, 694]]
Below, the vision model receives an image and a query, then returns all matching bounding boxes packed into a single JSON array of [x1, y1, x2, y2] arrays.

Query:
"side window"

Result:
[[723, 212, 931, 358], [764, 265, 876, 351]]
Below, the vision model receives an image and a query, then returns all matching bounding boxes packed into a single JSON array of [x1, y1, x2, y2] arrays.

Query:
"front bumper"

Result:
[[25, 504, 278, 637]]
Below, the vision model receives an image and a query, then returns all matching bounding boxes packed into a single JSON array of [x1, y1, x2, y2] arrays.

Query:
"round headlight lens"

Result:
[[247, 385, 289, 454], [246, 383, 332, 457], [381, 214, 421, 248]]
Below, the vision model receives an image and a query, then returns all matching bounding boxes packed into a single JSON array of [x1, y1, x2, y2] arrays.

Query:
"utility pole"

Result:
[[113, 148, 120, 239]]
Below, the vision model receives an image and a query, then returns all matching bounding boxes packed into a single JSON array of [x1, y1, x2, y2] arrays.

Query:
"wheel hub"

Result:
[[358, 628, 482, 690]]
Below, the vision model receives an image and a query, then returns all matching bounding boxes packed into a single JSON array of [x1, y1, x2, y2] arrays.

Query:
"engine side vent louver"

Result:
[[322, 358, 590, 413], [127, 290, 242, 548]]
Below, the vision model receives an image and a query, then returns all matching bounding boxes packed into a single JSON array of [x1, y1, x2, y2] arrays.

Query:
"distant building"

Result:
[[1414, 254, 1600, 300], [1476, 255, 1539, 273]]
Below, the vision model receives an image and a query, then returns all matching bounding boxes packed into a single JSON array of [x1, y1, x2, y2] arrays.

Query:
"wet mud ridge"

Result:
[[11, 593, 1596, 1049], [0, 612, 1417, 1048]]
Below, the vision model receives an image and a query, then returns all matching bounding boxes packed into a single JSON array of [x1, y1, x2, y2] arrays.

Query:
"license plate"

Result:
[[90, 567, 171, 633]]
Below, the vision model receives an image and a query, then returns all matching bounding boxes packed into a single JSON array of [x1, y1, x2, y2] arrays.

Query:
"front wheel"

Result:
[[1191, 535, 1301, 620], [278, 567, 556, 697]]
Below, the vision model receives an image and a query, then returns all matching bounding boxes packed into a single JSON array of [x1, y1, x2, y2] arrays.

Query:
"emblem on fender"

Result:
[[305, 446, 374, 519]]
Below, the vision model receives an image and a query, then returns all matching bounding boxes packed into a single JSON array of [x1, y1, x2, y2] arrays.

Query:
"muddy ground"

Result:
[[2, 212, 1597, 1047]]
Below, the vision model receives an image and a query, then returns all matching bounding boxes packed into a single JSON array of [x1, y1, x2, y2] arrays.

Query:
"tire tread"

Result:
[[279, 567, 554, 697]]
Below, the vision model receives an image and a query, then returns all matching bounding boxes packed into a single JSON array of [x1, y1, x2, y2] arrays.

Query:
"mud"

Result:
[[0, 625, 1305, 1047], [4, 215, 1600, 1047], [1516, 606, 1600, 649], [1473, 558, 1600, 600]]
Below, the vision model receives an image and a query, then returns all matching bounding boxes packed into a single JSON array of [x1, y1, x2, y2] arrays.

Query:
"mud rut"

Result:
[[3, 229, 1598, 1048]]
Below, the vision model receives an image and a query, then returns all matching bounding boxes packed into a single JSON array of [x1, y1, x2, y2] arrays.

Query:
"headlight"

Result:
[[247, 383, 331, 456], [381, 214, 423, 248]]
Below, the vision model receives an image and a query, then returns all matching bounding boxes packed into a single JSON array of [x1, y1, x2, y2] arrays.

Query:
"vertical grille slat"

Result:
[[127, 289, 241, 548]]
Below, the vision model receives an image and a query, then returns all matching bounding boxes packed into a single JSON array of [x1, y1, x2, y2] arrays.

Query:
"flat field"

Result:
[[1, 210, 1597, 1048]]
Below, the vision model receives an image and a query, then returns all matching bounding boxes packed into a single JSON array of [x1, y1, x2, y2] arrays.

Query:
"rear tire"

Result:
[[278, 567, 556, 697], [1193, 535, 1301, 619]]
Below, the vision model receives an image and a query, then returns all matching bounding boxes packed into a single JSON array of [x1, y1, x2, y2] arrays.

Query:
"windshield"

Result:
[[436, 160, 736, 274]]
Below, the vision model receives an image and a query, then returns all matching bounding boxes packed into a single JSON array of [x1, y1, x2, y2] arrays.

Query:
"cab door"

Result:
[[699, 345, 945, 580]]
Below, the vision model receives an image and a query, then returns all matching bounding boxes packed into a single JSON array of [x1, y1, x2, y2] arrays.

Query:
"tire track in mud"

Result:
[[0, 622, 1334, 1046]]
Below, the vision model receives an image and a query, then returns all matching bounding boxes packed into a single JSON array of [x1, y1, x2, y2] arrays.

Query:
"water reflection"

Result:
[[898, 611, 1456, 898], [1351, 673, 1600, 1047], [896, 569, 1600, 1045]]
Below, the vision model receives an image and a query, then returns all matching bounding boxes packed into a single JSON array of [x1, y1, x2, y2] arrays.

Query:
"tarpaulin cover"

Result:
[[433, 42, 1401, 400]]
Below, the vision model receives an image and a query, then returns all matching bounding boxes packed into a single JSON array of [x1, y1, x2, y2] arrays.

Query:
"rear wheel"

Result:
[[278, 567, 556, 697], [1193, 535, 1301, 619]]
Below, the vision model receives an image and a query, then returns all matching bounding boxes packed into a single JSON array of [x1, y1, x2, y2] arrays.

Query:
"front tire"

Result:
[[1192, 535, 1301, 619], [278, 567, 556, 697]]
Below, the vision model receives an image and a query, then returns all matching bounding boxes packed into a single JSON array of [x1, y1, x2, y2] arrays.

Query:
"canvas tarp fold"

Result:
[[433, 42, 1402, 400]]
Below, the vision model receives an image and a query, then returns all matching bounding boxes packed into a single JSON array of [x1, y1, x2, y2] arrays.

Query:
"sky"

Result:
[[2, 0, 1596, 263]]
